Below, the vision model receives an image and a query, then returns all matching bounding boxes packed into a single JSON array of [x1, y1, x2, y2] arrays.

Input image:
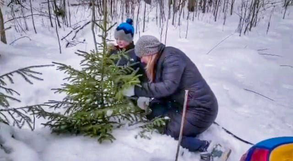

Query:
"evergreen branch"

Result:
[[8, 110, 24, 129], [0, 112, 9, 124], [136, 117, 169, 139], [0, 65, 52, 129], [0, 86, 20, 96], [0, 65, 54, 84], [16, 71, 34, 84], [0, 74, 13, 85], [34, 107, 68, 120], [0, 103, 48, 130], [75, 49, 89, 56], [0, 93, 21, 107], [0, 103, 46, 112], [0, 65, 54, 78], [45, 99, 80, 115], [22, 68, 42, 75], [53, 62, 85, 80]]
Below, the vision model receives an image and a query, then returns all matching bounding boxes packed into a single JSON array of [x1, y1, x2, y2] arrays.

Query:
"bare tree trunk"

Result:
[[238, 0, 244, 36], [125, 0, 129, 18], [121, 1, 124, 22], [238, 0, 249, 36], [95, 0, 100, 16], [193, 1, 197, 21], [223, 0, 228, 25], [185, 11, 190, 38], [188, 0, 196, 12], [249, 0, 258, 31], [53, 0, 61, 28], [0, 6, 7, 44], [55, 18, 61, 53], [147, 2, 150, 27], [131, 0, 135, 19], [21, 5, 29, 30], [9, 5, 24, 33], [165, 0, 171, 44], [222, 0, 226, 12], [10, 5, 18, 33], [283, 0, 290, 19], [178, 0, 185, 26], [243, 0, 260, 34], [266, 6, 275, 34], [159, 0, 165, 41], [168, 0, 172, 18], [110, 0, 113, 20], [136, 0, 141, 34], [63, 0, 68, 27], [91, 0, 98, 52], [67, 0, 71, 27], [48, 0, 54, 27], [253, 0, 260, 27], [156, 1, 158, 25], [142, 2, 146, 32], [230, 0, 235, 15], [172, 0, 177, 25], [202, 0, 206, 13], [213, 0, 220, 22], [29, 0, 37, 33]]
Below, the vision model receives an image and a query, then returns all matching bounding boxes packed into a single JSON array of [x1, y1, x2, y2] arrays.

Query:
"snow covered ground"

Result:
[[1, 2, 293, 161]]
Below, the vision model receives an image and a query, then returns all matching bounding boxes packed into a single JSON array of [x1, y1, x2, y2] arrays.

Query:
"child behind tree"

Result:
[[109, 18, 147, 82]]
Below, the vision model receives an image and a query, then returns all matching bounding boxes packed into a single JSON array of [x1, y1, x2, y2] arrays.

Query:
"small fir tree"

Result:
[[38, 1, 144, 143], [39, 50, 143, 142], [35, 0, 168, 143]]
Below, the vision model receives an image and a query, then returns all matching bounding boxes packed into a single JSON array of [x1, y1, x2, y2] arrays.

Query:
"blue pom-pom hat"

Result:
[[114, 18, 134, 43]]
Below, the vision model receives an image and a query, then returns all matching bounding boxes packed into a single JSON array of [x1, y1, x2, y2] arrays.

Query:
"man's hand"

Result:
[[122, 86, 135, 97], [137, 97, 150, 110]]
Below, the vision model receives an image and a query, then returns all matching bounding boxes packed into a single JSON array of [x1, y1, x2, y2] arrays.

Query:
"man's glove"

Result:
[[122, 86, 135, 97], [137, 97, 150, 110]]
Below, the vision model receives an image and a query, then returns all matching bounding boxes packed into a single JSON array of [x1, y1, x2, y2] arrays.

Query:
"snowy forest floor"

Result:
[[0, 3, 293, 161]]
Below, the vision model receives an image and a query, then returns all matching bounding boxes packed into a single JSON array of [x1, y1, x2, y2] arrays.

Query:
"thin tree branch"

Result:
[[4, 14, 53, 24], [244, 88, 275, 101], [258, 53, 282, 57], [9, 36, 32, 45], [72, 21, 91, 40], [280, 65, 293, 68], [54, 18, 62, 54], [206, 32, 235, 55]]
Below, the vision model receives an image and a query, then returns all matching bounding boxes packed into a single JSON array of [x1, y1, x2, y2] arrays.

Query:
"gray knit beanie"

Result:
[[114, 30, 133, 43], [114, 19, 134, 43], [135, 35, 161, 58]]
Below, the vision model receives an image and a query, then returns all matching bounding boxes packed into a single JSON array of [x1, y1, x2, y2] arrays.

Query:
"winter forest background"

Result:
[[0, 0, 293, 161]]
